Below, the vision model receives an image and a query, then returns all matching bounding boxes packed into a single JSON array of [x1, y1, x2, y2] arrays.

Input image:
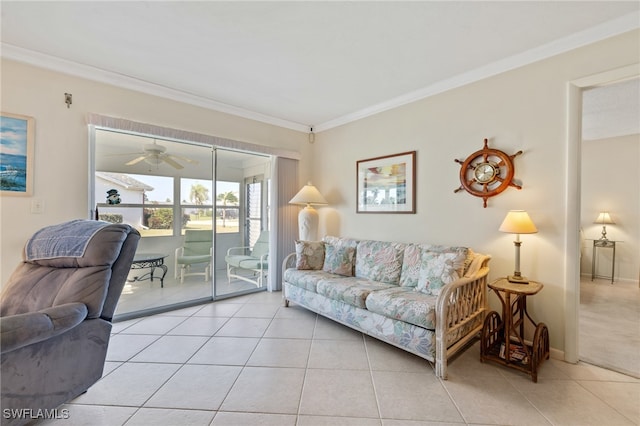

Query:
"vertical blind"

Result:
[[269, 157, 299, 291]]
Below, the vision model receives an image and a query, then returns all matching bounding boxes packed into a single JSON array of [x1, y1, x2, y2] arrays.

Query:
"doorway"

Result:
[[567, 68, 640, 377], [580, 77, 640, 377]]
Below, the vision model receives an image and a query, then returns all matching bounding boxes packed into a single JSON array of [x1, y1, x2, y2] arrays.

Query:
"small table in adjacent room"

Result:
[[128, 253, 168, 288], [480, 278, 550, 382], [591, 239, 618, 284]]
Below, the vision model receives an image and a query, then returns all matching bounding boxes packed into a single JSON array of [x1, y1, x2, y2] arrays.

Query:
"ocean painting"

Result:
[[1, 113, 34, 195]]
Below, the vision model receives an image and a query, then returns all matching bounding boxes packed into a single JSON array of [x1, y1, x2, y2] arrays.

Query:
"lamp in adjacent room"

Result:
[[499, 210, 538, 284], [594, 211, 614, 241], [289, 182, 328, 241]]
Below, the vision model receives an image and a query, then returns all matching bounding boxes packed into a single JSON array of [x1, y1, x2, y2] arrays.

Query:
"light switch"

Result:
[[31, 198, 44, 214]]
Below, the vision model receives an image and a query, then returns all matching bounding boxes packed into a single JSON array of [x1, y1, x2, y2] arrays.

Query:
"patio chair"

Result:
[[225, 231, 269, 287], [174, 229, 213, 283]]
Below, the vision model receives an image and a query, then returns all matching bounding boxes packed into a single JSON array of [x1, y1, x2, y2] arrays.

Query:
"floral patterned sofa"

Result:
[[282, 236, 491, 379]]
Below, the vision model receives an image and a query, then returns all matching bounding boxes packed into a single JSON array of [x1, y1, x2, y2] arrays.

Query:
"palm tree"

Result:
[[190, 184, 210, 218], [216, 191, 238, 227]]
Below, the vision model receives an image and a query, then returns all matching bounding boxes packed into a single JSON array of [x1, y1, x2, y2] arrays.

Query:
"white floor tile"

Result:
[[120, 315, 188, 335], [577, 380, 640, 424], [299, 369, 378, 418], [308, 339, 369, 370], [125, 408, 215, 426], [215, 317, 271, 337], [145, 364, 242, 410], [372, 371, 463, 423], [194, 302, 242, 317], [105, 334, 161, 362], [220, 366, 305, 414], [167, 316, 230, 336], [211, 411, 297, 425], [297, 415, 382, 425], [130, 335, 209, 363], [509, 379, 636, 425], [263, 317, 316, 339], [71, 363, 180, 406], [247, 338, 312, 368], [188, 336, 260, 366]]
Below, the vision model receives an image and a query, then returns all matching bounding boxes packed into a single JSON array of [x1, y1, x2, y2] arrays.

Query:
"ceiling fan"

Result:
[[124, 140, 198, 170]]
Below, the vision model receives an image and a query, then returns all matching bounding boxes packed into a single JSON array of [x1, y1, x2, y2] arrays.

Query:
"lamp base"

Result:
[[507, 274, 530, 284], [298, 205, 319, 241]]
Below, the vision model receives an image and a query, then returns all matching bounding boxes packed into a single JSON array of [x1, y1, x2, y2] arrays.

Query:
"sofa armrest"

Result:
[[0, 302, 88, 354], [282, 252, 296, 273], [434, 255, 491, 379]]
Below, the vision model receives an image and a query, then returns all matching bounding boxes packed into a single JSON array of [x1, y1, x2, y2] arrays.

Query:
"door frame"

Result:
[[564, 63, 639, 363]]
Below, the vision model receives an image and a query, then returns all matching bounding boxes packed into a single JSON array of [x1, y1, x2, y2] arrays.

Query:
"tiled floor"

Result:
[[43, 291, 639, 426]]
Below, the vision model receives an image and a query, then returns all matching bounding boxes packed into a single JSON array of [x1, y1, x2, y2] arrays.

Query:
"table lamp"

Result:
[[594, 211, 614, 241], [289, 182, 328, 241], [499, 210, 538, 284]]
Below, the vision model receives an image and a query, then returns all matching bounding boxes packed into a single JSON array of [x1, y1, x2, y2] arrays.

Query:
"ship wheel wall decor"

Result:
[[454, 138, 523, 208]]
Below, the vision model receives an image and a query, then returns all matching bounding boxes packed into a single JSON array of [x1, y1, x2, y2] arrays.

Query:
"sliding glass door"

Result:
[[92, 129, 271, 318]]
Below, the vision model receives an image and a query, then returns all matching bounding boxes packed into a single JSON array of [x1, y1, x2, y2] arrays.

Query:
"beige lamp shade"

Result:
[[290, 183, 328, 241], [499, 210, 537, 284], [289, 183, 328, 206], [594, 212, 615, 225], [499, 210, 538, 234]]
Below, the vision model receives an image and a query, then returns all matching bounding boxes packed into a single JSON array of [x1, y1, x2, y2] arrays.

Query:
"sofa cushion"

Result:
[[323, 236, 359, 249], [317, 278, 395, 309], [323, 244, 356, 277], [295, 240, 325, 270], [399, 244, 423, 288], [365, 287, 437, 330], [400, 244, 470, 288], [355, 240, 406, 285], [415, 249, 467, 296], [284, 268, 346, 293]]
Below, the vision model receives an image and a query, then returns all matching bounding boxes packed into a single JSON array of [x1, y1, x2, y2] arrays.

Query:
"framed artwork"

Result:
[[0, 112, 34, 196], [357, 151, 416, 213]]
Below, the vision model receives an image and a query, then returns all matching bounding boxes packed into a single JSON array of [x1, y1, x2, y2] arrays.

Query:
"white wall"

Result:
[[311, 30, 640, 354], [580, 134, 640, 281], [0, 59, 310, 285]]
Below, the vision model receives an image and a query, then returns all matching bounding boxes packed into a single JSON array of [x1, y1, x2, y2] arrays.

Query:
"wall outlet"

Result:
[[31, 198, 44, 214]]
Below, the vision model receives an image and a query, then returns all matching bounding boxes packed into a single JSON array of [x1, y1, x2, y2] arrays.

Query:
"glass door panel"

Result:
[[93, 129, 214, 319], [214, 150, 271, 298]]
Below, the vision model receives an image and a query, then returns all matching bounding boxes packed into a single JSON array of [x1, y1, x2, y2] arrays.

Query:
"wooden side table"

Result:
[[480, 278, 550, 382]]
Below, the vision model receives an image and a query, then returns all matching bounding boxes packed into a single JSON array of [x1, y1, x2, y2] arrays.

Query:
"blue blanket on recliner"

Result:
[[26, 219, 110, 261]]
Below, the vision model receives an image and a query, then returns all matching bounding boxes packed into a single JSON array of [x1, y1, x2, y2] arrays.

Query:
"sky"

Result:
[[0, 116, 28, 156], [129, 174, 238, 204]]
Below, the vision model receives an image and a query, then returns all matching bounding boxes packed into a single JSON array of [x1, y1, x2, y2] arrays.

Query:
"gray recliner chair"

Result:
[[0, 220, 140, 426]]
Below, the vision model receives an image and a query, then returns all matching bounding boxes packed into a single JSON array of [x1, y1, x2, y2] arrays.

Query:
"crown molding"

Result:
[[2, 10, 637, 135], [314, 11, 640, 132], [0, 43, 310, 133]]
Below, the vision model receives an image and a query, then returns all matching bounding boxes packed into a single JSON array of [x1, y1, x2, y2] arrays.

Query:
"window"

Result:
[[96, 172, 175, 237], [181, 178, 214, 233]]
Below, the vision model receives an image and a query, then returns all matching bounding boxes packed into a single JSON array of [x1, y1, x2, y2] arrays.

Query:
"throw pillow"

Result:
[[322, 244, 355, 276], [355, 240, 406, 284], [415, 250, 467, 296], [295, 240, 325, 270]]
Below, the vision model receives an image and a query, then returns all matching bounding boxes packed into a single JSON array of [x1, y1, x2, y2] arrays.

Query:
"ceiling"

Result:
[[1, 1, 639, 133]]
